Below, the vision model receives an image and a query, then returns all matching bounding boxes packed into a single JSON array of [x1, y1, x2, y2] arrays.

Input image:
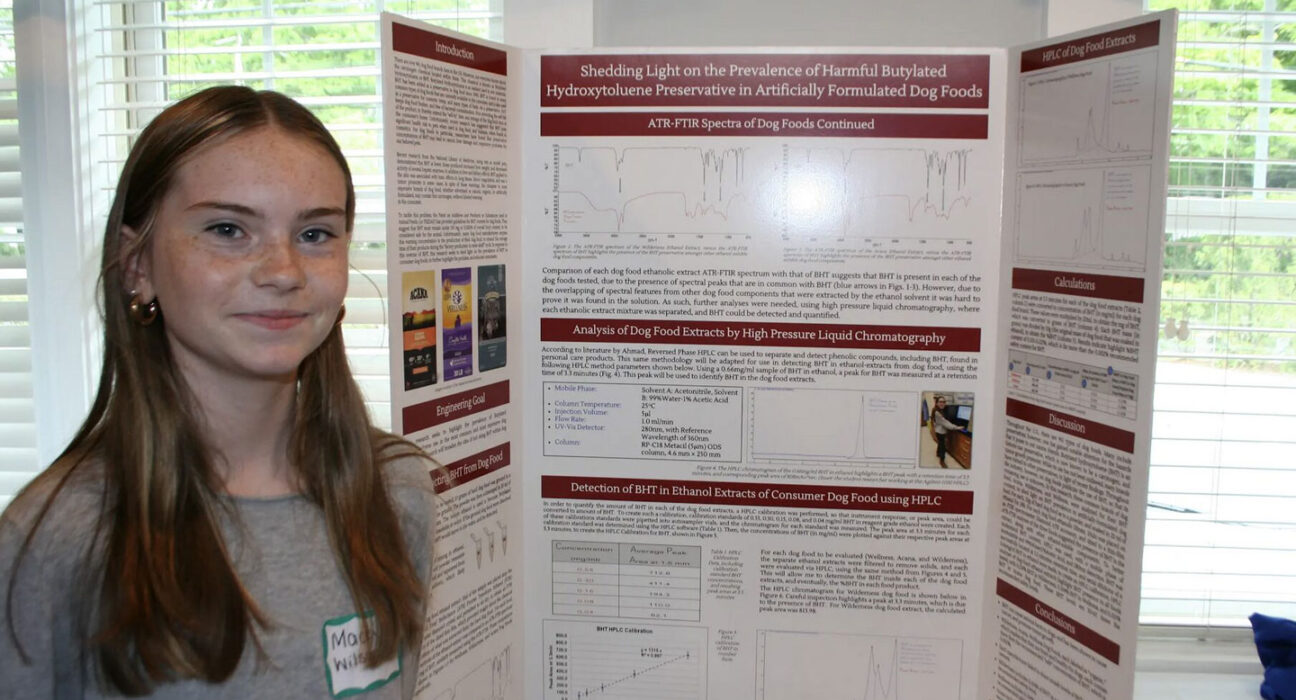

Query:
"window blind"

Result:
[[83, 0, 502, 431], [0, 0, 33, 511], [1142, 0, 1296, 626]]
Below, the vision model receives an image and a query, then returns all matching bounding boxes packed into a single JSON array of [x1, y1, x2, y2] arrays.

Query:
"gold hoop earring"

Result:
[[128, 293, 159, 326]]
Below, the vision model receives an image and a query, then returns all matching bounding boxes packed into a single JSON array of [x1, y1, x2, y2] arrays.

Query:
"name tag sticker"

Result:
[[322, 613, 401, 697]]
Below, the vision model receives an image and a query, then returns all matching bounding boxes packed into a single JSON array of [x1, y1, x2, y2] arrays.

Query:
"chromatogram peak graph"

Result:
[[756, 630, 962, 700], [544, 620, 707, 700], [783, 146, 978, 240], [553, 144, 776, 236], [432, 645, 512, 700], [1014, 166, 1150, 271], [1018, 49, 1158, 166], [749, 388, 917, 465]]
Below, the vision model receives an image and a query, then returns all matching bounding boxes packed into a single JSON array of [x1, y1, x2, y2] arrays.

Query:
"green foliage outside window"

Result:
[[153, 0, 495, 174], [1149, 0, 1296, 372]]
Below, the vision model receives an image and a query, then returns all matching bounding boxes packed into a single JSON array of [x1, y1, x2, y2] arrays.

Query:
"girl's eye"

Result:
[[207, 222, 243, 238], [299, 228, 335, 244]]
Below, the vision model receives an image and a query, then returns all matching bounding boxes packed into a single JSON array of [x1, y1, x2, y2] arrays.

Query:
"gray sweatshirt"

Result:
[[0, 454, 435, 699]]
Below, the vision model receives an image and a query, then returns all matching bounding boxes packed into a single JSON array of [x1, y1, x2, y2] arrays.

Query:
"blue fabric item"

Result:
[[1250, 613, 1296, 700]]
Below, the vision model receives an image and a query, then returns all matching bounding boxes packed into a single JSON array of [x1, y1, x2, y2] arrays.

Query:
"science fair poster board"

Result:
[[380, 11, 1176, 700]]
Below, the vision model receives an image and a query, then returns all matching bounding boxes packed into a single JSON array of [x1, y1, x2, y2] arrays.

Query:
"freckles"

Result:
[[314, 261, 350, 299], [156, 236, 237, 290]]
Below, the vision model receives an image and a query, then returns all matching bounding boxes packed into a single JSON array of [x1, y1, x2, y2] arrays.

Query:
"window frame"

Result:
[[16, 0, 102, 473]]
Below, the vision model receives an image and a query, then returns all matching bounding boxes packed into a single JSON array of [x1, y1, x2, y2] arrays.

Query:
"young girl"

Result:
[[0, 86, 434, 697]]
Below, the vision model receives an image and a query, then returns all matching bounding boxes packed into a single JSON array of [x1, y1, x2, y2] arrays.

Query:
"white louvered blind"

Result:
[[0, 0, 33, 511], [1141, 0, 1296, 626], [83, 0, 502, 430]]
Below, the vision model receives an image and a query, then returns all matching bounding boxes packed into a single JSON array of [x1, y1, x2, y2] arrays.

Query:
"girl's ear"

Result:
[[121, 225, 154, 301]]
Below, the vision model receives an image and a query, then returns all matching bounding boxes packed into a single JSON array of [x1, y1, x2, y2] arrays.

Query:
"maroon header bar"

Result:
[[391, 21, 508, 76], [432, 442, 510, 494], [541, 111, 987, 139], [403, 380, 510, 435], [1021, 20, 1160, 73], [543, 475, 972, 515], [541, 318, 979, 352], [997, 578, 1120, 664], [542, 53, 989, 108], [1006, 397, 1135, 453], [1011, 268, 1144, 304]]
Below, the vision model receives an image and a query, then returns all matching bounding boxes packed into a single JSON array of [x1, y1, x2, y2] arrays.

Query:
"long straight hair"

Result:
[[7, 86, 425, 694]]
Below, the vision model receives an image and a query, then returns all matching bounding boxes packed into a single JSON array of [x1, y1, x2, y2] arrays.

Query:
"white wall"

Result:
[[504, 0, 593, 48], [594, 0, 1048, 47], [591, 0, 1146, 48], [1048, 0, 1143, 36]]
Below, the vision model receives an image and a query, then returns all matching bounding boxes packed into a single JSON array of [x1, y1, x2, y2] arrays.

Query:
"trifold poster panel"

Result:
[[982, 12, 1176, 700], [524, 49, 1007, 699], [380, 15, 525, 700]]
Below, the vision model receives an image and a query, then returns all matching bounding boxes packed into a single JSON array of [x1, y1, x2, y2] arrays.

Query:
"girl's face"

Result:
[[128, 126, 350, 389]]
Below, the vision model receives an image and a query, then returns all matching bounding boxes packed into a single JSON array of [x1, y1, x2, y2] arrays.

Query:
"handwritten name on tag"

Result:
[[322, 614, 400, 697]]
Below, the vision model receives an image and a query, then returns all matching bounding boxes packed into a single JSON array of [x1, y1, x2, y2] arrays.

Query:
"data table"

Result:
[[552, 540, 702, 621], [1006, 350, 1138, 421]]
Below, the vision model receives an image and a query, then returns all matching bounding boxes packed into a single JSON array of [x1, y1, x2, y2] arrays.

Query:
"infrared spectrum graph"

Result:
[[1014, 165, 1151, 271], [748, 388, 918, 466], [1017, 49, 1158, 166], [543, 620, 707, 700], [550, 143, 981, 248], [783, 146, 980, 241], [553, 144, 779, 236], [755, 630, 963, 700]]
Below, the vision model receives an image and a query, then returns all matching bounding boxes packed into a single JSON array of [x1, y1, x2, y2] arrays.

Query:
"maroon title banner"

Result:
[[1021, 20, 1160, 73], [541, 53, 990, 108], [1012, 268, 1144, 304], [1006, 397, 1135, 453], [541, 319, 979, 352], [403, 380, 510, 435], [997, 578, 1120, 664], [392, 21, 508, 75], [433, 442, 510, 494], [541, 111, 987, 139], [543, 475, 972, 515]]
